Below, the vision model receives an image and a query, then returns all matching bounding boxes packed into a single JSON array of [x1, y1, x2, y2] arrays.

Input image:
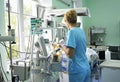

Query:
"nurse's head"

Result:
[[64, 9, 77, 29]]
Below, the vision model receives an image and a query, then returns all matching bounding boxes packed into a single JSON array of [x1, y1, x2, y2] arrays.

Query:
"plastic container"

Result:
[[105, 47, 111, 61]]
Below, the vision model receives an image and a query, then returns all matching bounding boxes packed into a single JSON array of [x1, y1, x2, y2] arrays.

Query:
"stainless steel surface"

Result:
[[100, 60, 120, 68]]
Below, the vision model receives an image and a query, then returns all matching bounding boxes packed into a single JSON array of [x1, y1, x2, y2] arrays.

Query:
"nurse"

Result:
[[60, 9, 90, 82]]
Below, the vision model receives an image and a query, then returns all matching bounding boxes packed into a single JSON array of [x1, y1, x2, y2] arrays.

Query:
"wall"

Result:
[[0, 0, 10, 81], [83, 0, 120, 46], [52, 0, 71, 9]]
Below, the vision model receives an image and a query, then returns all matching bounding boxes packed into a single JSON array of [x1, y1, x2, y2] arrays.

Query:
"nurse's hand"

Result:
[[59, 44, 66, 51], [52, 43, 59, 49]]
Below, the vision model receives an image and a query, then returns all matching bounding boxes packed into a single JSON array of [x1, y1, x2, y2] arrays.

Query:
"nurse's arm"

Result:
[[61, 45, 74, 58]]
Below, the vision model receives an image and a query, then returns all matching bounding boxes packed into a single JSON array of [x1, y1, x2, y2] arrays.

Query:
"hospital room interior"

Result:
[[0, 0, 120, 82]]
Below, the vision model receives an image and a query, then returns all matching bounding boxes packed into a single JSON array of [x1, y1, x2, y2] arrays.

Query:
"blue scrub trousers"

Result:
[[69, 69, 90, 82]]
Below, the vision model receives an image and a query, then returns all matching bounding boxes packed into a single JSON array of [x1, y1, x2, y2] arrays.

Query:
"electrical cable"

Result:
[[2, 42, 10, 59], [25, 32, 32, 59], [0, 42, 27, 54], [0, 53, 9, 81], [0, 36, 38, 60]]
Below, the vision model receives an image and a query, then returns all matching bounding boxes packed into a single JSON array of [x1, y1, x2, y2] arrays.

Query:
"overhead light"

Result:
[[47, 7, 90, 17]]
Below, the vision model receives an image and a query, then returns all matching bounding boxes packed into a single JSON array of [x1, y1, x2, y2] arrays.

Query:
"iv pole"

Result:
[[0, 1, 15, 81], [7, 0, 13, 80]]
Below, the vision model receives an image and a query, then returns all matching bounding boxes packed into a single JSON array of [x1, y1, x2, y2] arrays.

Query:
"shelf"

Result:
[[91, 28, 106, 34]]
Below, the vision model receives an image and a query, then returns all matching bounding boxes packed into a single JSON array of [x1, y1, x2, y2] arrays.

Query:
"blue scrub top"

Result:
[[66, 27, 90, 74]]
